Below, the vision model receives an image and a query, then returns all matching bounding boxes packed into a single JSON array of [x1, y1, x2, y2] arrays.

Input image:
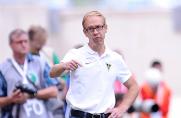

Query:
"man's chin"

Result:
[[93, 38, 103, 43]]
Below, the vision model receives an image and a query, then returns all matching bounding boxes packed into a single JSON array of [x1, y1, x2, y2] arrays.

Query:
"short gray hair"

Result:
[[9, 29, 27, 44]]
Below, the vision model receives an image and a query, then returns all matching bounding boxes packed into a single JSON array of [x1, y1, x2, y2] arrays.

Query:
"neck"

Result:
[[13, 54, 26, 65], [88, 43, 105, 56], [30, 47, 39, 55]]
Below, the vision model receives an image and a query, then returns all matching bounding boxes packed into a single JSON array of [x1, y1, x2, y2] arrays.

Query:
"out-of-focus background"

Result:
[[0, 0, 181, 117]]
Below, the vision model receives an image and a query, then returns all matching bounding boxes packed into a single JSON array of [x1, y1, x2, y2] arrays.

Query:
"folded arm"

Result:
[[36, 86, 58, 100]]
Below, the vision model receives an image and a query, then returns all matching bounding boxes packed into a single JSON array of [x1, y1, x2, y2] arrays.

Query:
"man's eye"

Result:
[[87, 28, 94, 31], [96, 26, 101, 29], [89, 28, 93, 30]]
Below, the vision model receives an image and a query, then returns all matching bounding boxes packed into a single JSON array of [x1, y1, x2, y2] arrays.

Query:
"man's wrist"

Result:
[[117, 104, 129, 114], [62, 63, 67, 70], [29, 91, 38, 98], [7, 96, 14, 104]]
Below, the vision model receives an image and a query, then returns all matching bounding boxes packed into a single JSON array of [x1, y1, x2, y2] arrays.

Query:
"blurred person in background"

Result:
[[140, 60, 171, 118], [0, 71, 8, 117], [50, 11, 139, 118], [28, 25, 65, 118], [113, 49, 128, 98], [113, 49, 138, 118], [28, 25, 60, 66], [0, 29, 58, 118]]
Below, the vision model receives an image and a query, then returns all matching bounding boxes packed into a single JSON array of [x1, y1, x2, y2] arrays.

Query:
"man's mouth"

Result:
[[94, 37, 100, 39]]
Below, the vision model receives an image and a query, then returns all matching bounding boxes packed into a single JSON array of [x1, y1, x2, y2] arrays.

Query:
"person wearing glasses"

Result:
[[50, 11, 139, 118], [0, 29, 58, 118]]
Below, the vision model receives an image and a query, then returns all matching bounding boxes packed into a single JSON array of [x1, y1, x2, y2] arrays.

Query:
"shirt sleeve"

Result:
[[61, 49, 78, 63], [115, 55, 132, 83]]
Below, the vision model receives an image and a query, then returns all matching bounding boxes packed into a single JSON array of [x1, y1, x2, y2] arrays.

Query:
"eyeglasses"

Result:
[[12, 40, 28, 44], [85, 24, 105, 33]]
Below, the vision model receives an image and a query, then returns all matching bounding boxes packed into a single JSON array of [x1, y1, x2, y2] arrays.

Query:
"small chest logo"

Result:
[[106, 63, 111, 71]]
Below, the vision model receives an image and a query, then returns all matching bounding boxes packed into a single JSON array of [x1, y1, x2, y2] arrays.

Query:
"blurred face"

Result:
[[83, 16, 107, 46], [31, 32, 47, 51], [10, 34, 30, 56], [154, 65, 163, 72]]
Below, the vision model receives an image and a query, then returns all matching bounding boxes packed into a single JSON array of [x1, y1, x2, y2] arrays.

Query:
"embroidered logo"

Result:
[[106, 63, 111, 71]]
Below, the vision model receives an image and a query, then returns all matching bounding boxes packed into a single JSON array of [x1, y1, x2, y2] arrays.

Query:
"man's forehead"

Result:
[[84, 16, 104, 27], [13, 33, 28, 40], [86, 15, 103, 21]]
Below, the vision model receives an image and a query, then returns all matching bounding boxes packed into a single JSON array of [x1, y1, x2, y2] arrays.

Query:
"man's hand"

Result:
[[10, 90, 29, 104], [63, 60, 82, 71], [106, 107, 125, 118], [50, 60, 82, 77]]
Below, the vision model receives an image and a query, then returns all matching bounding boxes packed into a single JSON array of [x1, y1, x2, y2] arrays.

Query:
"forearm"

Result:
[[36, 86, 58, 100], [50, 63, 66, 78], [0, 96, 13, 107], [117, 79, 139, 113]]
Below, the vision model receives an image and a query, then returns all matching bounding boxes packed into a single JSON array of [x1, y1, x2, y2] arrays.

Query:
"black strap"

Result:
[[16, 104, 21, 118]]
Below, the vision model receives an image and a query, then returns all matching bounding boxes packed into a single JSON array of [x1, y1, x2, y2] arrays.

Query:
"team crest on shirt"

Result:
[[106, 63, 111, 71], [26, 71, 38, 85]]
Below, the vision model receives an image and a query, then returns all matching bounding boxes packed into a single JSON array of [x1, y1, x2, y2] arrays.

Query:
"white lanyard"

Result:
[[11, 58, 46, 116], [11, 57, 28, 84]]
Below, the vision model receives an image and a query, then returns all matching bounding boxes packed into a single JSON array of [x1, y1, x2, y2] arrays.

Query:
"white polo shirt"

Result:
[[61, 44, 131, 113]]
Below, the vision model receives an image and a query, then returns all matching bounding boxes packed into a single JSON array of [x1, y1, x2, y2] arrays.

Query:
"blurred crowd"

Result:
[[0, 25, 171, 118], [115, 58, 171, 118]]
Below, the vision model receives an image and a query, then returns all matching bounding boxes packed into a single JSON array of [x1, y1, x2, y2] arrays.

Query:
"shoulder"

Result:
[[42, 46, 54, 53], [27, 54, 47, 70], [62, 47, 83, 60], [67, 47, 84, 55], [28, 53, 44, 63], [68, 48, 79, 54], [68, 44, 87, 53], [0, 58, 12, 67], [0, 58, 13, 74]]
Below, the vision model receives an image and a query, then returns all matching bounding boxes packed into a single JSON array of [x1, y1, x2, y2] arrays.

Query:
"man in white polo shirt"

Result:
[[50, 11, 139, 118]]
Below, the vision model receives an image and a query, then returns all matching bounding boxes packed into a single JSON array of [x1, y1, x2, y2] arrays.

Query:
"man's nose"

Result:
[[92, 28, 99, 34]]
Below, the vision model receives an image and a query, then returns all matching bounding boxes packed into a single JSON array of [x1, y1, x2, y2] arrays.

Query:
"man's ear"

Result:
[[104, 24, 108, 33]]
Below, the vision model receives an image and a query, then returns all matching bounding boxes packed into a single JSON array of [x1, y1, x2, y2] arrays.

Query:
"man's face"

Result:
[[10, 34, 30, 55], [83, 16, 107, 46], [31, 32, 47, 51]]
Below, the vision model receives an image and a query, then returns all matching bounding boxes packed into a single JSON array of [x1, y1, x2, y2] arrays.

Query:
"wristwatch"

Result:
[[30, 90, 38, 98]]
